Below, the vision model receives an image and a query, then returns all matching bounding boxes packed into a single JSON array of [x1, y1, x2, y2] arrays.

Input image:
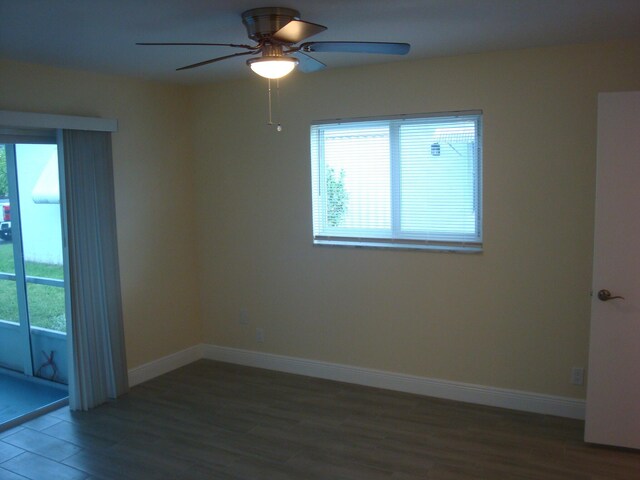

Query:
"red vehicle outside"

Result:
[[0, 202, 11, 241]]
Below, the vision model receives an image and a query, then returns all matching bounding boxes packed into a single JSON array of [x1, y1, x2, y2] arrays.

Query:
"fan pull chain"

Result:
[[276, 79, 282, 132], [267, 78, 273, 125], [266, 79, 283, 132]]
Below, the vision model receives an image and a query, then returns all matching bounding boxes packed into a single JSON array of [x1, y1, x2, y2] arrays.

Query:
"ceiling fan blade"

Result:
[[176, 51, 256, 71], [137, 42, 256, 50], [291, 52, 326, 73], [301, 41, 410, 55], [272, 20, 327, 44]]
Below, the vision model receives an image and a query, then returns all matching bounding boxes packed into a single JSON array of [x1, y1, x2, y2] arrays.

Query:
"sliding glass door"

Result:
[[0, 194, 23, 371], [0, 143, 68, 385]]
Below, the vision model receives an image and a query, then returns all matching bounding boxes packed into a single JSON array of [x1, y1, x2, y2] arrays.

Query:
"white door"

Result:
[[585, 91, 640, 449]]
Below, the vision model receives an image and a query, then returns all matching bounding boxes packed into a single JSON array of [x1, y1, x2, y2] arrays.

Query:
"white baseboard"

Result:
[[127, 343, 585, 419], [202, 344, 586, 420], [128, 344, 203, 387]]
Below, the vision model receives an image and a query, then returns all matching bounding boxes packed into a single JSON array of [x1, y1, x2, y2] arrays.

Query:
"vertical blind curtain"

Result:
[[62, 129, 128, 411]]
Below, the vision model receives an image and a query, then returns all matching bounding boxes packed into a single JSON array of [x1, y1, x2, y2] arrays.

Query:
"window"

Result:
[[310, 111, 482, 252]]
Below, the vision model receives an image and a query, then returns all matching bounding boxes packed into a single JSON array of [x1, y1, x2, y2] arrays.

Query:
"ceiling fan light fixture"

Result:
[[247, 56, 298, 79]]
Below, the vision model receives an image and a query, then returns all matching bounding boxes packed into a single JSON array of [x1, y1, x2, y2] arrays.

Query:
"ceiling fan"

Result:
[[138, 7, 411, 79]]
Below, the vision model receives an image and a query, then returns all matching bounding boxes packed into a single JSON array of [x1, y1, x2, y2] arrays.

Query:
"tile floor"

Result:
[[0, 360, 639, 479]]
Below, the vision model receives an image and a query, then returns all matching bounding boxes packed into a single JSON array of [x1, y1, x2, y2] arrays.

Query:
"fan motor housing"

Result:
[[242, 7, 300, 42]]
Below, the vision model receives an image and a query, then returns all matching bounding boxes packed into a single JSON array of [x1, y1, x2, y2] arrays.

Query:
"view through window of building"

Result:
[[0, 144, 65, 331], [310, 112, 482, 251]]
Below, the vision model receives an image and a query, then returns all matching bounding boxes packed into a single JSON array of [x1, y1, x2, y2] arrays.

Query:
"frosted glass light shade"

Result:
[[247, 57, 298, 79]]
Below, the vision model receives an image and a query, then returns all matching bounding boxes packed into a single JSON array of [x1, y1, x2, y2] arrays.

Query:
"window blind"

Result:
[[310, 112, 482, 251]]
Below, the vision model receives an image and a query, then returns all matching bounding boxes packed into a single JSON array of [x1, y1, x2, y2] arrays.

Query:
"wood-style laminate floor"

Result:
[[0, 360, 638, 479]]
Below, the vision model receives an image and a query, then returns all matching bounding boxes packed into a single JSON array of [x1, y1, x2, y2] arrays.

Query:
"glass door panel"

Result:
[[0, 145, 24, 372], [0, 143, 68, 385], [0, 280, 22, 372], [15, 144, 67, 384]]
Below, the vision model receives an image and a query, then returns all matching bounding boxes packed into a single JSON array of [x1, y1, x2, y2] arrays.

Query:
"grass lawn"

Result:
[[0, 242, 66, 332]]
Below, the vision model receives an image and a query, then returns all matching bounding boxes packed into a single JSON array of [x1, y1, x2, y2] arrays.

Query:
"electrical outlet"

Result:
[[239, 308, 249, 325], [571, 367, 584, 385], [256, 328, 265, 343]]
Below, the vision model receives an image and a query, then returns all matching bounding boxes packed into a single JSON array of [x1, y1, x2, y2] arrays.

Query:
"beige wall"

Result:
[[0, 59, 202, 368], [192, 40, 640, 398], [2, 39, 639, 399]]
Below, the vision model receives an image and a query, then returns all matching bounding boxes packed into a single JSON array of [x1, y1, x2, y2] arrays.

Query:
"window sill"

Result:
[[313, 238, 483, 254]]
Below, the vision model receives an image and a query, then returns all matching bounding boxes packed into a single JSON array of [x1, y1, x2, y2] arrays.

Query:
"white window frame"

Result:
[[310, 111, 483, 252]]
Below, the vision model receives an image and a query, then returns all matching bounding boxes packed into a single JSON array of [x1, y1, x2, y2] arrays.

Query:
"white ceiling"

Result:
[[1, 0, 639, 84]]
